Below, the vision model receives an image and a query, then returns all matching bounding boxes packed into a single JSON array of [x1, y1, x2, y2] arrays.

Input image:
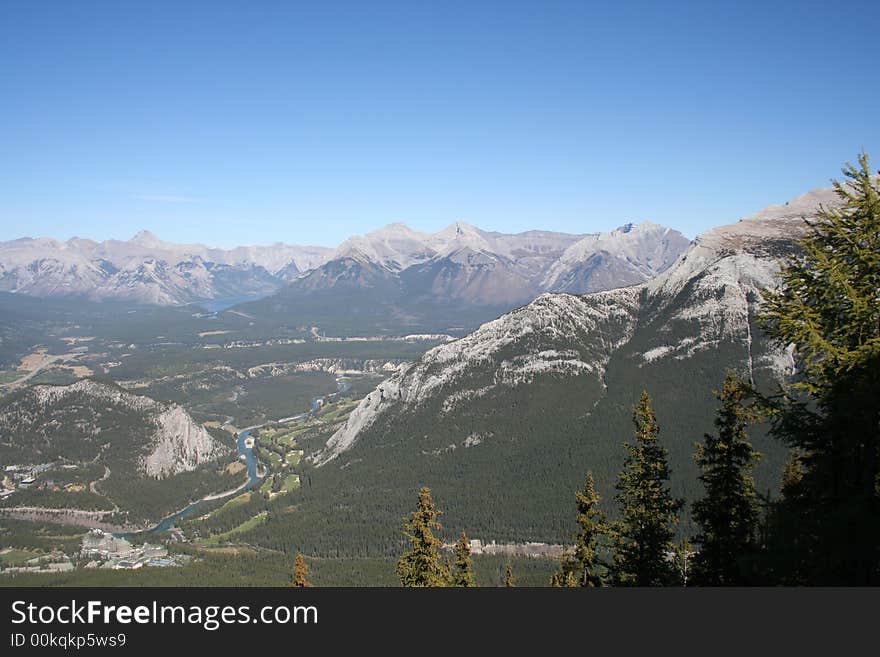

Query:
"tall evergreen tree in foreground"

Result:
[[451, 532, 476, 587], [574, 472, 607, 586], [760, 152, 880, 584], [691, 372, 761, 585], [611, 391, 682, 586], [290, 553, 311, 587], [552, 472, 607, 586], [397, 487, 450, 587]]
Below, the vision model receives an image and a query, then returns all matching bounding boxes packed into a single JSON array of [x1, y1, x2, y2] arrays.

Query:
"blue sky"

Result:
[[1, 1, 878, 247]]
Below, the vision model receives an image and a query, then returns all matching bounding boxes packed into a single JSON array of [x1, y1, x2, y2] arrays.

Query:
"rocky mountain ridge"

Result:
[[314, 185, 841, 464], [261, 220, 690, 316], [1, 219, 689, 308], [0, 232, 334, 305], [0, 379, 229, 478]]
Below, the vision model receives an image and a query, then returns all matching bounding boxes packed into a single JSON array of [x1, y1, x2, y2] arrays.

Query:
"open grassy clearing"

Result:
[[197, 512, 268, 546]]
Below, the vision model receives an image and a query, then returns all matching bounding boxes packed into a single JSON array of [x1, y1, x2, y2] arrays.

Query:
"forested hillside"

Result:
[[0, 379, 243, 524]]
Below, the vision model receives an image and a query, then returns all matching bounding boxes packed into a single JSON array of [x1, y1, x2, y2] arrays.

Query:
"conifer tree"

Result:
[[691, 372, 761, 585], [780, 450, 804, 499], [611, 391, 683, 586], [760, 152, 880, 584], [549, 556, 578, 587], [552, 473, 606, 586], [504, 563, 516, 587], [574, 472, 607, 587], [290, 553, 311, 587], [760, 450, 807, 576], [396, 487, 450, 587], [451, 531, 476, 587]]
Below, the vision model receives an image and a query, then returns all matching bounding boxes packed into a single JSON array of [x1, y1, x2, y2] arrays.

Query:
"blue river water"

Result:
[[236, 428, 262, 487], [121, 429, 259, 538], [120, 376, 349, 538]]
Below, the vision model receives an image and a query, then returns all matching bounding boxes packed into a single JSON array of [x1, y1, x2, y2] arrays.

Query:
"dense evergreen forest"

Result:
[[391, 153, 880, 587], [0, 380, 247, 524]]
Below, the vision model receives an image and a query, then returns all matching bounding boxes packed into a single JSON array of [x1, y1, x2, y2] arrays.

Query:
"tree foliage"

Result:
[[760, 152, 880, 584], [504, 562, 516, 587], [552, 471, 607, 586], [611, 391, 682, 586], [691, 372, 761, 585], [573, 472, 607, 586], [549, 556, 579, 587], [780, 450, 804, 499], [396, 487, 450, 587], [451, 532, 476, 587], [291, 552, 311, 587]]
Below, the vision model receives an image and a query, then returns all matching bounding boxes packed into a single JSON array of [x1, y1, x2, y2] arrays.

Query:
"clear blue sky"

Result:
[[1, 1, 878, 247]]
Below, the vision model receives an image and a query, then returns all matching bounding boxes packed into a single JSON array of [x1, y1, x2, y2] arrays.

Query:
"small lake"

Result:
[[192, 295, 266, 312]]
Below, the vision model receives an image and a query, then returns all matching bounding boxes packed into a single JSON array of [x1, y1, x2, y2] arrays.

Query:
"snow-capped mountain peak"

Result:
[[0, 232, 335, 304], [334, 223, 434, 271], [1, 216, 690, 307], [427, 221, 495, 255]]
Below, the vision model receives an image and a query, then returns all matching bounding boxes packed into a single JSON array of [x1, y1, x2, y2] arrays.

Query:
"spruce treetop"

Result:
[[396, 487, 450, 587], [612, 391, 682, 586], [452, 531, 476, 587], [691, 372, 761, 585]]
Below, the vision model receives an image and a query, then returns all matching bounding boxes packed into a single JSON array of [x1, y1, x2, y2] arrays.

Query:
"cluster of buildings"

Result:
[[199, 337, 305, 350], [311, 333, 454, 343], [0, 550, 75, 575], [0, 530, 187, 577], [1, 463, 87, 498], [80, 529, 180, 570], [444, 538, 567, 558], [2, 463, 56, 498]]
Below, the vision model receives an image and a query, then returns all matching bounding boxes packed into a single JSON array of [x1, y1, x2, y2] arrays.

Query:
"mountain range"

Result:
[[0, 231, 333, 305], [0, 181, 852, 551], [0, 221, 689, 309], [265, 185, 843, 554], [268, 221, 689, 307], [316, 187, 835, 467]]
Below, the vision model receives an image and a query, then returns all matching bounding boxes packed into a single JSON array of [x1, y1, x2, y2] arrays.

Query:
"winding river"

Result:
[[121, 428, 260, 538], [121, 375, 351, 538]]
